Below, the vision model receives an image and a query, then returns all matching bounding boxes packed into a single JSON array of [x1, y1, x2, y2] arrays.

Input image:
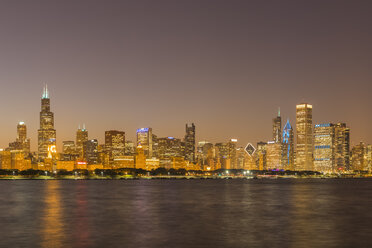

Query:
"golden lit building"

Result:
[[314, 123, 334, 173], [146, 158, 160, 170], [136, 128, 152, 158], [0, 150, 12, 170], [11, 151, 31, 171], [113, 156, 135, 169], [334, 123, 350, 171], [105, 130, 125, 162], [256, 142, 267, 170], [76, 125, 88, 159], [172, 157, 188, 170], [38, 85, 57, 160], [135, 144, 146, 169], [75, 161, 88, 170], [56, 161, 75, 171], [364, 145, 372, 172], [295, 103, 313, 171], [351, 142, 365, 171], [266, 142, 282, 170], [244, 152, 257, 170]]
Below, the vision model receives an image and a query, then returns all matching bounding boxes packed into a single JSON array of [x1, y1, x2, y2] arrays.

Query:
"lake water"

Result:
[[0, 179, 371, 247]]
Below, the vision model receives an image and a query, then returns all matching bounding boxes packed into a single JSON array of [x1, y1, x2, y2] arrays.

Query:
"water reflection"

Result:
[[289, 182, 336, 247], [72, 182, 92, 247], [41, 181, 65, 248]]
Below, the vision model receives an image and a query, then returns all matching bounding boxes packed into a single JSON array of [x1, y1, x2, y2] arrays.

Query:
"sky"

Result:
[[0, 0, 371, 151]]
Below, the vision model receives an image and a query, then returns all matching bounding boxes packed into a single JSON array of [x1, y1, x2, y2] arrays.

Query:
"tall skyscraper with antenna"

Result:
[[76, 124, 88, 159], [38, 85, 56, 160], [272, 108, 282, 143]]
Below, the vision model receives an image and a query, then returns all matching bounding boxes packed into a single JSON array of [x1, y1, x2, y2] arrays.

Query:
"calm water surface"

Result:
[[0, 179, 371, 248]]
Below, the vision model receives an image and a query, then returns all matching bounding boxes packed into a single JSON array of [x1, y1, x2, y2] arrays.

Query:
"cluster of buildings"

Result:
[[0, 86, 371, 174]]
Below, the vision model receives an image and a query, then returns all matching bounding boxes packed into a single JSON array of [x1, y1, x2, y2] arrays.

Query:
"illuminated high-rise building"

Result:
[[105, 130, 125, 161], [17, 122, 30, 153], [351, 142, 365, 171], [158, 137, 183, 158], [38, 85, 56, 160], [125, 141, 135, 156], [62, 141, 77, 161], [63, 141, 75, 154], [256, 142, 267, 170], [215, 142, 229, 169], [9, 122, 31, 154], [334, 123, 350, 171], [365, 145, 372, 172], [272, 108, 282, 143], [314, 123, 334, 173], [136, 128, 152, 158], [227, 139, 238, 169], [196, 141, 213, 169], [184, 123, 196, 163], [295, 103, 313, 171], [152, 134, 159, 158], [84, 139, 98, 165], [266, 141, 282, 170], [76, 125, 88, 158], [282, 120, 294, 170]]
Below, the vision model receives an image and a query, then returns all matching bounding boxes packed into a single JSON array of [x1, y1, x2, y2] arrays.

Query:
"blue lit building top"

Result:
[[136, 128, 149, 133], [315, 123, 331, 128]]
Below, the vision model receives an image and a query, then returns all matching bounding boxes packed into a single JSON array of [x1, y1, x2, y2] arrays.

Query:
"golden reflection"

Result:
[[41, 180, 65, 248], [289, 183, 334, 248]]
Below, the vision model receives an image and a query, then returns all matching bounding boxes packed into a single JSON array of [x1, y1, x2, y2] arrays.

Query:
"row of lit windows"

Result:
[[315, 145, 331, 149], [315, 123, 331, 128]]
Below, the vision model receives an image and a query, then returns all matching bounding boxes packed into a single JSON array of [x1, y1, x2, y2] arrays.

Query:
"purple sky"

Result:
[[0, 0, 371, 151]]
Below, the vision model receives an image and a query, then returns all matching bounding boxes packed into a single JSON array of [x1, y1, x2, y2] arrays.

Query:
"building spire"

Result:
[[278, 107, 281, 117], [42, 84, 49, 99]]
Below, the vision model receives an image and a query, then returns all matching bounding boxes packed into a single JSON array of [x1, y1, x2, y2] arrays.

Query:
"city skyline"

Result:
[[1, 0, 372, 150], [0, 84, 370, 151]]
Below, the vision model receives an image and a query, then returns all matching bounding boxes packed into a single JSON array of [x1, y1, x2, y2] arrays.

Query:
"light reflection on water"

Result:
[[0, 179, 371, 247], [41, 180, 65, 248]]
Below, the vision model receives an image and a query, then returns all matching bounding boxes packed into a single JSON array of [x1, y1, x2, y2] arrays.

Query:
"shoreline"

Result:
[[1, 175, 372, 180]]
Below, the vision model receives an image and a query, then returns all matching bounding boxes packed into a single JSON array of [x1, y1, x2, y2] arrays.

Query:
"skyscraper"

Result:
[[314, 123, 334, 172], [38, 85, 56, 160], [105, 130, 125, 161], [184, 123, 196, 163], [62, 140, 77, 161], [17, 122, 30, 153], [76, 125, 88, 158], [227, 139, 238, 169], [8, 122, 30, 154], [158, 137, 183, 158], [295, 103, 313, 171], [256, 142, 267, 170], [136, 128, 152, 158], [334, 123, 350, 171], [266, 141, 282, 170], [282, 119, 294, 170], [351, 142, 365, 171], [84, 139, 98, 165], [272, 108, 282, 143]]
